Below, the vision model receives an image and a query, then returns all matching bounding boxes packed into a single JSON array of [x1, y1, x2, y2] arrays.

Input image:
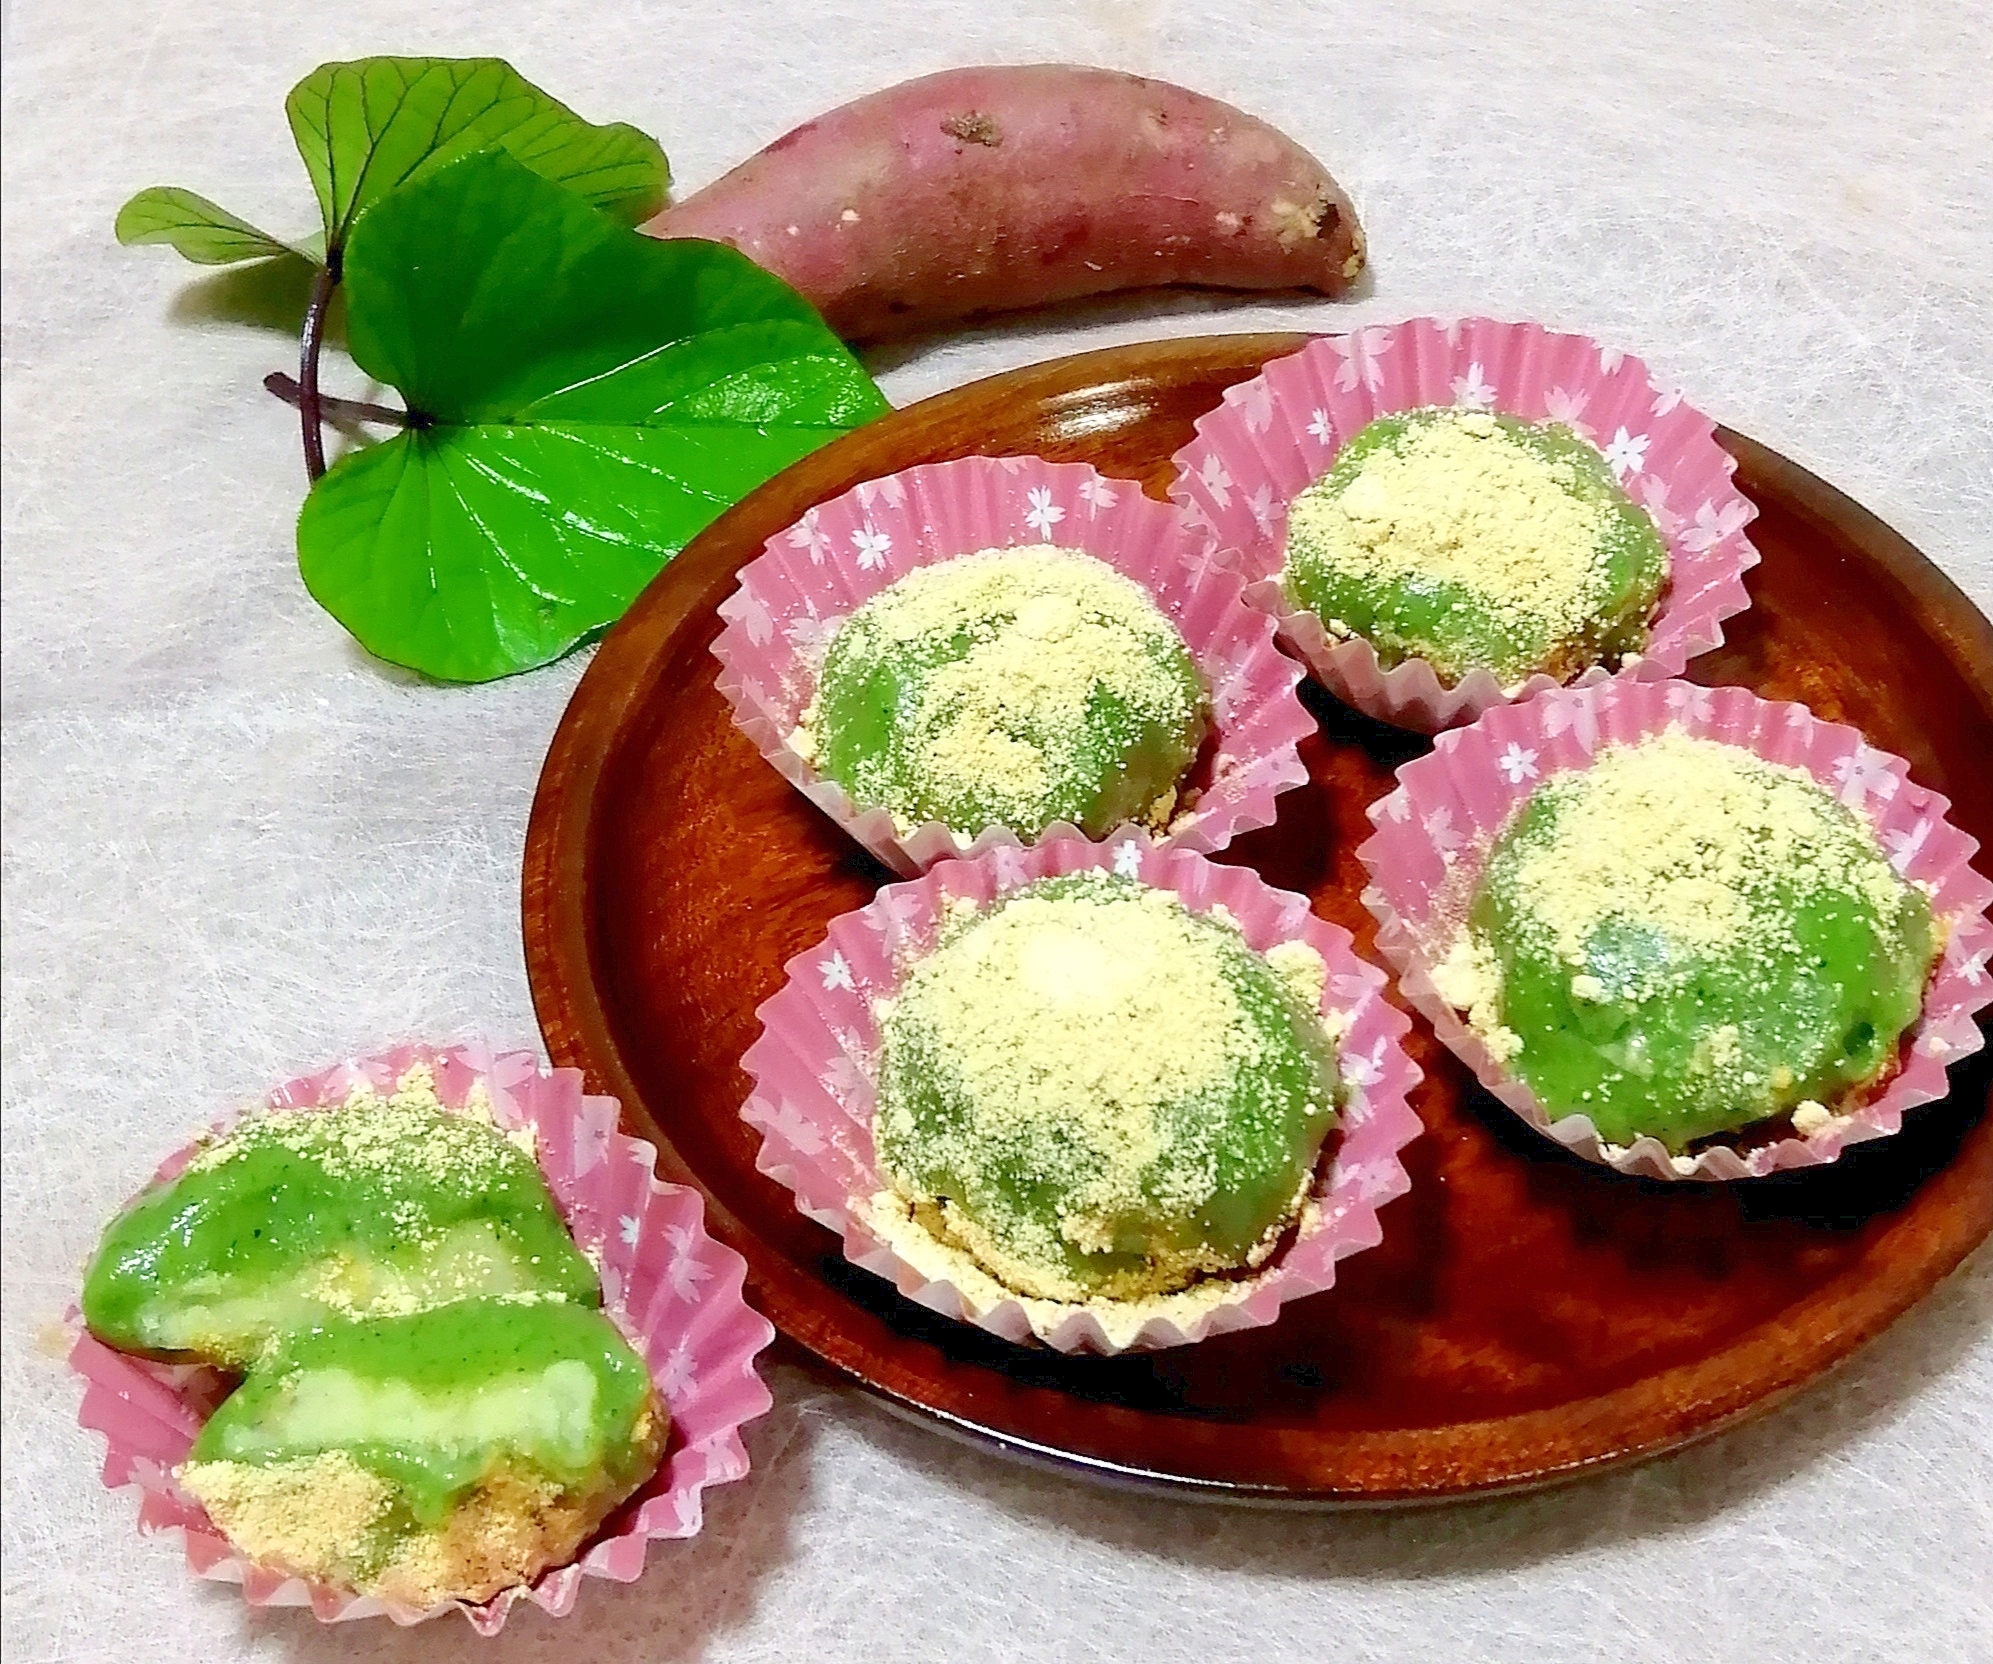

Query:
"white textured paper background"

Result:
[[5, 1, 1991, 1660]]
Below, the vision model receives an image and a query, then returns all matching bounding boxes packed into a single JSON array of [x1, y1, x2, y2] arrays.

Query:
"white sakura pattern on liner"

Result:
[[994, 455, 1029, 474], [689, 1430, 750, 1482], [851, 526, 891, 569], [819, 1053, 867, 1107], [1024, 486, 1066, 537], [730, 589, 775, 647], [1329, 971, 1376, 1006], [787, 508, 832, 562], [785, 613, 838, 660], [1451, 363, 1496, 410], [1439, 317, 1466, 348], [1077, 475, 1119, 513], [1601, 427, 1649, 479], [1497, 743, 1539, 785], [758, 1097, 824, 1155], [1651, 384, 1685, 417], [1235, 378, 1275, 433], [1681, 497, 1754, 554], [1598, 343, 1625, 375], [1541, 691, 1601, 752], [1831, 747, 1899, 809], [1197, 452, 1234, 508], [1884, 817, 1934, 876], [862, 885, 921, 938], [1332, 326, 1393, 392], [1541, 385, 1589, 428], [619, 1214, 642, 1247], [572, 1118, 610, 1176], [1423, 806, 1464, 853], [1246, 483, 1278, 534], [664, 1225, 715, 1300], [1952, 942, 1989, 986], [854, 475, 906, 510], [991, 844, 1030, 890], [819, 951, 855, 992], [1665, 683, 1716, 723], [1112, 840, 1144, 877], [1350, 1155, 1410, 1205], [653, 1340, 697, 1399], [1633, 474, 1681, 540], [1307, 408, 1335, 446], [1341, 1037, 1388, 1088], [1382, 790, 1412, 823]]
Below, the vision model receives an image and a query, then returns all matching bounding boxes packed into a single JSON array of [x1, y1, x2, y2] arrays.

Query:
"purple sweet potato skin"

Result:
[[645, 65, 1365, 342]]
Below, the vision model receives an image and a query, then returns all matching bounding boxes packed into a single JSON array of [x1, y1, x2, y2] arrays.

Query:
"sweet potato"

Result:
[[646, 65, 1365, 342]]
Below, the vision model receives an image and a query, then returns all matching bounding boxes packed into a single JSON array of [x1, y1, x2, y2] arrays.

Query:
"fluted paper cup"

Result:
[[1358, 679, 1993, 1181], [68, 1042, 776, 1633], [739, 831, 1424, 1352], [1169, 319, 1761, 732], [713, 454, 1315, 875]]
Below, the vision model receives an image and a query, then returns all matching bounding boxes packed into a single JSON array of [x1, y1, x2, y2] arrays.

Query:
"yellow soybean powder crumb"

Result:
[[181, 1450, 394, 1589], [1495, 729, 1907, 974], [858, 1188, 1299, 1349], [186, 1065, 526, 1185], [795, 547, 1203, 831], [875, 878, 1337, 1304], [1431, 929, 1524, 1064], [1286, 412, 1608, 642], [181, 1452, 612, 1610], [895, 886, 1243, 1206]]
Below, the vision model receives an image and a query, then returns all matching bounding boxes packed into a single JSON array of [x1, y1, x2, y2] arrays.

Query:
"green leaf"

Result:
[[297, 149, 887, 683], [285, 57, 669, 254], [114, 187, 302, 265]]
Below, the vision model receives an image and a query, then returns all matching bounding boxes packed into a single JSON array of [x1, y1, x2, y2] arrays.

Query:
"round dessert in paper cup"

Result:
[[1358, 679, 1993, 1181], [67, 1042, 777, 1634], [711, 453, 1315, 876], [1167, 318, 1762, 733], [738, 831, 1424, 1354]]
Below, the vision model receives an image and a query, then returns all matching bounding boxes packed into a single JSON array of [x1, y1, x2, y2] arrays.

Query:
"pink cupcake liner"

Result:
[[737, 831, 1424, 1353], [712, 454, 1315, 876], [1168, 319, 1762, 733], [68, 1042, 777, 1635], [1358, 679, 1993, 1181]]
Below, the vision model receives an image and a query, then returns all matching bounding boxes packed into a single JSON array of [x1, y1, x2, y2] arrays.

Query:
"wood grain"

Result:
[[523, 334, 1993, 1503]]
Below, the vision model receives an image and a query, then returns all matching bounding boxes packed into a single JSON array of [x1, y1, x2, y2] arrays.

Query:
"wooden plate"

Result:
[[523, 334, 1993, 1503]]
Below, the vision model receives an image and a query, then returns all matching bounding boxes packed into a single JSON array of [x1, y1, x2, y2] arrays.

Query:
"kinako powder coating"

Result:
[[1432, 729, 1939, 1153], [82, 1065, 668, 1611], [1280, 408, 1669, 687], [870, 873, 1343, 1310], [795, 547, 1210, 840]]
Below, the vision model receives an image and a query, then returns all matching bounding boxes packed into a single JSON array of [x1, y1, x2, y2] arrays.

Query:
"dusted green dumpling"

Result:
[[82, 1071, 599, 1367], [1282, 407, 1669, 686], [1435, 730, 1938, 1151], [179, 1298, 664, 1609], [799, 547, 1209, 841], [874, 873, 1339, 1302]]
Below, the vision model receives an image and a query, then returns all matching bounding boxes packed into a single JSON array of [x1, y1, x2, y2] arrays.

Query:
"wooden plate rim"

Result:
[[522, 332, 1993, 1504]]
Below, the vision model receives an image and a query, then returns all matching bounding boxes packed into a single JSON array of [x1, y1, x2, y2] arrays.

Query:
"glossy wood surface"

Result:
[[523, 335, 1993, 1502]]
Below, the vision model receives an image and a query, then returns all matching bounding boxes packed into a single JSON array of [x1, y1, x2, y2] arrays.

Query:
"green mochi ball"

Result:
[[875, 872, 1340, 1303], [802, 547, 1209, 842], [1282, 407, 1669, 687], [83, 1087, 600, 1368], [1450, 731, 1937, 1151]]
